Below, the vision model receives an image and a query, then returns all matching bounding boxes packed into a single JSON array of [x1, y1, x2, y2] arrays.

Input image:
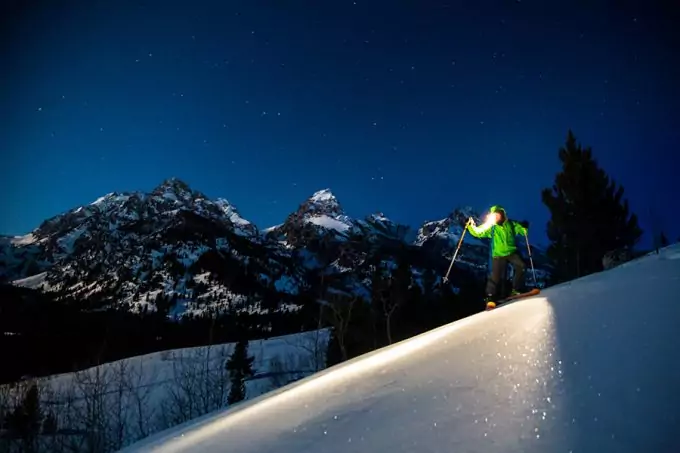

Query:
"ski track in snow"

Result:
[[121, 244, 680, 453]]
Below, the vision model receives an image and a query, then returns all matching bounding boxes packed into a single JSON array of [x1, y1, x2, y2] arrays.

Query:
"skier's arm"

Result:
[[513, 220, 529, 236], [466, 220, 493, 238]]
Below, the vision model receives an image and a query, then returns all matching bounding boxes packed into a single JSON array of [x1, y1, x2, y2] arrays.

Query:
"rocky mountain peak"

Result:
[[300, 189, 343, 217], [151, 177, 203, 201], [213, 198, 257, 236], [415, 206, 481, 247]]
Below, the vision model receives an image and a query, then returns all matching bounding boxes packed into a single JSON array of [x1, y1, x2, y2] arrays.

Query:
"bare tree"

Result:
[[124, 359, 156, 441], [324, 292, 358, 362], [160, 344, 231, 428], [381, 258, 411, 345], [108, 360, 132, 451], [72, 365, 112, 452]]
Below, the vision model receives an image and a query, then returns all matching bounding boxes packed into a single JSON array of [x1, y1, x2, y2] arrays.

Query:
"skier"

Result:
[[466, 205, 530, 306]]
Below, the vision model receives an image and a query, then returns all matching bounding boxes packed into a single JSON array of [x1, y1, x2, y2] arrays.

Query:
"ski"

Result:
[[485, 288, 540, 311]]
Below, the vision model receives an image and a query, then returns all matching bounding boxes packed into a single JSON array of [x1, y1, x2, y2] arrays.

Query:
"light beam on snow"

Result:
[[131, 309, 502, 452]]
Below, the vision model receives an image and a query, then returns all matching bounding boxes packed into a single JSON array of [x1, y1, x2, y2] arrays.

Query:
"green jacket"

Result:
[[466, 207, 528, 258]]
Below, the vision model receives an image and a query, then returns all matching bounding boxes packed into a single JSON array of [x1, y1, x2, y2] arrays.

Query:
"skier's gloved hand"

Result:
[[519, 220, 529, 229]]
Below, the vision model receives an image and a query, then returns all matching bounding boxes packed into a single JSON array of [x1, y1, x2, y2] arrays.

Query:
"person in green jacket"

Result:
[[466, 205, 529, 304]]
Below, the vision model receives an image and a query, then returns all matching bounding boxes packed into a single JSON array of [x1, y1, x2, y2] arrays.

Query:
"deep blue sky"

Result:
[[3, 1, 678, 247]]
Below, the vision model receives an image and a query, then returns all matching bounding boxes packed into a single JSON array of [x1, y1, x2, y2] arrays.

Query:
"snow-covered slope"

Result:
[[120, 244, 680, 453], [1, 329, 330, 452]]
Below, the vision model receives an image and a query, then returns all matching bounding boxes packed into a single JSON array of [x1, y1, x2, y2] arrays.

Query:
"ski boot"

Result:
[[484, 295, 496, 311]]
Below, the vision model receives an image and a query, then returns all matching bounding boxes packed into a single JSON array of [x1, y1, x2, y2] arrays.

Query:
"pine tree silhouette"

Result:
[[226, 338, 255, 404], [542, 130, 642, 282]]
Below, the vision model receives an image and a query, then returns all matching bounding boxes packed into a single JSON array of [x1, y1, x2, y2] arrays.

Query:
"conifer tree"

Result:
[[6, 383, 42, 451], [542, 130, 642, 282], [226, 338, 255, 405]]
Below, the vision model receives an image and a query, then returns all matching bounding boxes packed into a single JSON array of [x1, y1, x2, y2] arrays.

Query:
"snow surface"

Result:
[[214, 198, 251, 226], [9, 233, 38, 245], [5, 330, 329, 451], [307, 215, 350, 233], [12, 271, 48, 289], [91, 192, 117, 206], [121, 244, 680, 453], [310, 189, 335, 203], [262, 224, 282, 233]]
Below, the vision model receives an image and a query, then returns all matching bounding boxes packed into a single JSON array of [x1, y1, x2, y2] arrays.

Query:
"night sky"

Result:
[[3, 1, 679, 247]]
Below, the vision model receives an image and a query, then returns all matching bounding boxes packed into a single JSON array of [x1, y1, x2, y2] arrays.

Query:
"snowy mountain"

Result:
[[3, 178, 299, 315], [264, 189, 354, 246], [2, 178, 551, 316], [120, 243, 680, 453]]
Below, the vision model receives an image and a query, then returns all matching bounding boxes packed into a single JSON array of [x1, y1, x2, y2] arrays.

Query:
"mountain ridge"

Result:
[[1, 178, 552, 317]]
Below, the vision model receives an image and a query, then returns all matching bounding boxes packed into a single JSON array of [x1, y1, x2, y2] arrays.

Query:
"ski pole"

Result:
[[524, 232, 537, 286], [443, 218, 470, 283]]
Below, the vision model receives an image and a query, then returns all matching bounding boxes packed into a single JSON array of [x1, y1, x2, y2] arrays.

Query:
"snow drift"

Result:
[[120, 244, 680, 453]]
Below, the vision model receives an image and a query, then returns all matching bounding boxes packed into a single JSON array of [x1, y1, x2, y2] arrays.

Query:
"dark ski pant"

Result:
[[486, 253, 526, 297]]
